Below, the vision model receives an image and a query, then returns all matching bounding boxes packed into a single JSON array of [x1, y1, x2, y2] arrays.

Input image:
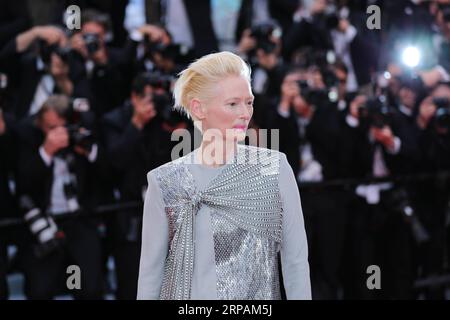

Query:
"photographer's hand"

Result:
[[310, 0, 327, 16], [69, 32, 88, 59], [237, 29, 256, 54], [371, 126, 396, 150], [37, 26, 68, 47], [132, 96, 157, 130], [43, 126, 69, 157], [16, 26, 67, 53], [138, 25, 171, 45]]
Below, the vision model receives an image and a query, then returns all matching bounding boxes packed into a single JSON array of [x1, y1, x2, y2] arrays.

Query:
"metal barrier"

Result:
[[1, 170, 449, 292], [1, 170, 449, 228]]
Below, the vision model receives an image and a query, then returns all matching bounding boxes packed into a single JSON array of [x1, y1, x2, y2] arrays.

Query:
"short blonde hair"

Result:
[[173, 51, 251, 120]]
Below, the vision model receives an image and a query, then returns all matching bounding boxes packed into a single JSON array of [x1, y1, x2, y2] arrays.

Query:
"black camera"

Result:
[[146, 72, 174, 121], [250, 23, 280, 54], [297, 80, 329, 107], [141, 34, 192, 65], [433, 96, 450, 131], [38, 39, 70, 66], [144, 72, 174, 92], [64, 98, 95, 152], [358, 96, 392, 129], [325, 6, 350, 30], [154, 42, 188, 62], [82, 32, 100, 55], [296, 67, 339, 107], [21, 195, 65, 258], [66, 124, 95, 152]]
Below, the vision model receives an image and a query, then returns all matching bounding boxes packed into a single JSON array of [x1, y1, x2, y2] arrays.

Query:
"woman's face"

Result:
[[197, 75, 254, 142]]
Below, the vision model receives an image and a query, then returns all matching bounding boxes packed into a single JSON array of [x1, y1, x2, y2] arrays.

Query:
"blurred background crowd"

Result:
[[1, 0, 450, 300]]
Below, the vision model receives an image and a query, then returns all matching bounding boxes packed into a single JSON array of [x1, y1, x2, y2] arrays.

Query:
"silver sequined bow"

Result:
[[157, 146, 283, 300]]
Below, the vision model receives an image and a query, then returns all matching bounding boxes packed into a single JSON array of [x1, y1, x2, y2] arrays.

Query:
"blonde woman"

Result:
[[137, 51, 311, 300]]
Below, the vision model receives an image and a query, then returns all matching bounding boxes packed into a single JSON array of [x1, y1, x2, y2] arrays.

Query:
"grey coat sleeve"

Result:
[[137, 170, 169, 300], [279, 153, 312, 299]]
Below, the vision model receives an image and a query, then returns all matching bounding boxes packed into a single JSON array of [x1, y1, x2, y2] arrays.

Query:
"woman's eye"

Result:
[[229, 102, 237, 107]]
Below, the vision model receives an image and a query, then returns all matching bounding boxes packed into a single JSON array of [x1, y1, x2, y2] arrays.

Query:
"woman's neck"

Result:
[[196, 139, 238, 168]]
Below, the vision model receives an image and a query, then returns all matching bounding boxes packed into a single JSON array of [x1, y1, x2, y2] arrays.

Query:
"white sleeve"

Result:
[[137, 171, 169, 300], [39, 145, 53, 166], [385, 136, 401, 155], [279, 153, 312, 300]]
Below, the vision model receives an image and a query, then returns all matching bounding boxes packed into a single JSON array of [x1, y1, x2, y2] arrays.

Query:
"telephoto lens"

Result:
[[20, 196, 65, 258]]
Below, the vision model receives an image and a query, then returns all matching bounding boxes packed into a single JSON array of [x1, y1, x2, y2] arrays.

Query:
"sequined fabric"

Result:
[[154, 145, 283, 299]]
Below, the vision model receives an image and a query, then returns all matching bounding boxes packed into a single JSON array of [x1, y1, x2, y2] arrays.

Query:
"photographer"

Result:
[[283, 1, 378, 90], [0, 25, 89, 119], [341, 92, 421, 299], [69, 9, 129, 117], [129, 24, 193, 76], [237, 23, 288, 129], [268, 69, 347, 299], [101, 72, 182, 299], [15, 95, 105, 299], [282, 0, 333, 62], [413, 84, 450, 298]]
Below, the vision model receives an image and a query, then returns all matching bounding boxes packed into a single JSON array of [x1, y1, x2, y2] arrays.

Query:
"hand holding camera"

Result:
[[70, 32, 89, 59], [33, 26, 68, 48], [132, 94, 157, 130], [371, 125, 396, 149], [70, 32, 107, 65], [138, 24, 171, 46], [43, 126, 69, 157], [310, 0, 327, 16], [21, 195, 65, 258], [237, 29, 257, 54]]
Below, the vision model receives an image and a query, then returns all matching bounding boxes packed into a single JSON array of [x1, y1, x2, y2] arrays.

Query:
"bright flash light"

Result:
[[401, 46, 420, 68]]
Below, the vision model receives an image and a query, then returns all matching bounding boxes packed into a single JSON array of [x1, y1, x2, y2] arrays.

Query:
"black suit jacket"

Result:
[[102, 102, 178, 242], [268, 102, 345, 180], [0, 39, 89, 119], [340, 109, 421, 179], [102, 102, 174, 201], [15, 114, 109, 213], [71, 46, 130, 119]]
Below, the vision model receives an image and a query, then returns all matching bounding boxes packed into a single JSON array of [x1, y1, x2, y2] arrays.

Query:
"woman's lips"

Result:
[[233, 125, 247, 130]]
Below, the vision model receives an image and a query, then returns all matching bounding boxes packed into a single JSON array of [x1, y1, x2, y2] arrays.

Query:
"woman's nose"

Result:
[[239, 104, 252, 120]]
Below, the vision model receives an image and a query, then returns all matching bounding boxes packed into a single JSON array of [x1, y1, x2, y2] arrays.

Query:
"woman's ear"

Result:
[[190, 98, 206, 120]]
